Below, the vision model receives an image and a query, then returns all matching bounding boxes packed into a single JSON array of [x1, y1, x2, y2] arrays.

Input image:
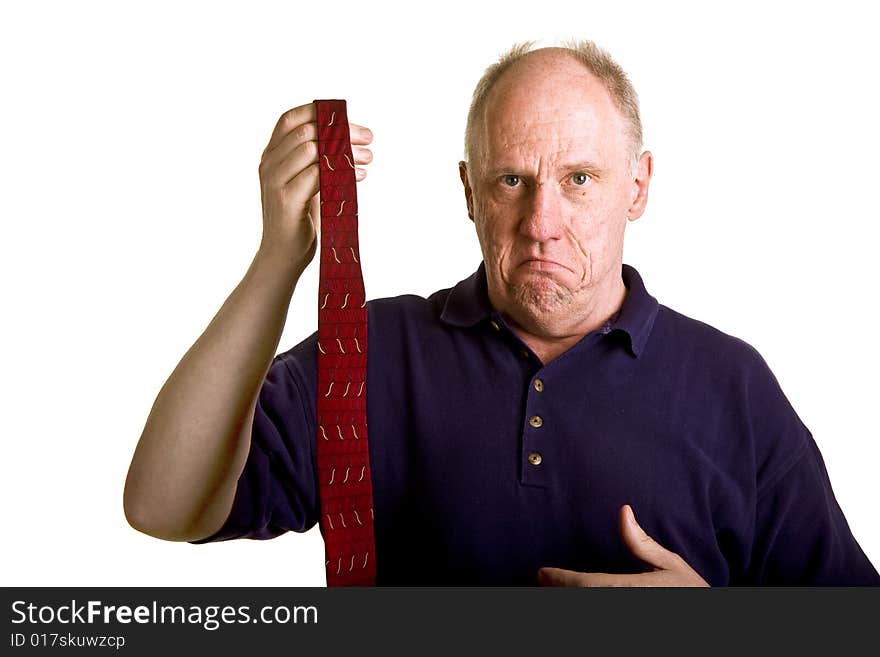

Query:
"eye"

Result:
[[502, 174, 521, 187], [571, 172, 591, 186]]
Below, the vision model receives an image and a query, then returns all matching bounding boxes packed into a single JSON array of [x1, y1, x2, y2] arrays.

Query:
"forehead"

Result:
[[481, 54, 626, 165]]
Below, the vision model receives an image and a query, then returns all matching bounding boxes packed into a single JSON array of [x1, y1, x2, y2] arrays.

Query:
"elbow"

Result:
[[123, 499, 200, 542], [123, 486, 166, 539], [122, 476, 227, 543], [122, 478, 189, 542]]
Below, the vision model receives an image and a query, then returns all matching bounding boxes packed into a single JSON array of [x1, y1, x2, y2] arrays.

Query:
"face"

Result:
[[460, 51, 651, 337]]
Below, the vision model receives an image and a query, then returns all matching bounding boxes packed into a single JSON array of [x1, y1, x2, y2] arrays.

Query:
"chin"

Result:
[[508, 278, 574, 317]]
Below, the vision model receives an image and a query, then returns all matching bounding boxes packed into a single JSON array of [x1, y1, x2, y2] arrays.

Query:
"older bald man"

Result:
[[124, 41, 879, 586]]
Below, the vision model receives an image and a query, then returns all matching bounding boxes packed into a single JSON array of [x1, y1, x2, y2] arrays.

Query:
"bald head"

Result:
[[464, 42, 642, 177]]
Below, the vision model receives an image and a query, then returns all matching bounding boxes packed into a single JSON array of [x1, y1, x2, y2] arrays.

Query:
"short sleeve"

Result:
[[725, 343, 880, 585], [190, 349, 319, 543], [745, 432, 880, 585]]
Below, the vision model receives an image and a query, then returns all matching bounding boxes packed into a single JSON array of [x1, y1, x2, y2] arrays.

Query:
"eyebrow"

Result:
[[560, 160, 606, 176], [485, 160, 606, 178]]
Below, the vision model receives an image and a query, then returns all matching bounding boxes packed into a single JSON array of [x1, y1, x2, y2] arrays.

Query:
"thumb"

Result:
[[309, 192, 321, 236], [619, 504, 678, 571]]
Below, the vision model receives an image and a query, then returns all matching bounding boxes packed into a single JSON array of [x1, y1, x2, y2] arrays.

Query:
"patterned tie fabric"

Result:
[[314, 99, 377, 586]]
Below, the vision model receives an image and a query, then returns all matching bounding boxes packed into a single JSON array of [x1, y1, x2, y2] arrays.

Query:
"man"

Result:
[[123, 40, 879, 586]]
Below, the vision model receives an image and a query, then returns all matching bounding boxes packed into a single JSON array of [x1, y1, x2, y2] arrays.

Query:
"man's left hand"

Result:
[[537, 504, 710, 587]]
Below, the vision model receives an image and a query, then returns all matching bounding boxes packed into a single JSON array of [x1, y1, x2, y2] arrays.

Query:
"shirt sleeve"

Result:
[[745, 431, 880, 585], [190, 350, 319, 543]]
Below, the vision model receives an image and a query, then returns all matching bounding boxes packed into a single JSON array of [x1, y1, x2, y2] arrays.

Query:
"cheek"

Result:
[[474, 198, 515, 247], [564, 195, 624, 256]]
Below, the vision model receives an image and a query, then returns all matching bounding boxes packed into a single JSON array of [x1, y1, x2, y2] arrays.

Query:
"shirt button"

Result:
[[529, 415, 543, 428], [519, 349, 530, 360], [490, 320, 500, 332], [527, 452, 543, 466], [533, 378, 544, 392]]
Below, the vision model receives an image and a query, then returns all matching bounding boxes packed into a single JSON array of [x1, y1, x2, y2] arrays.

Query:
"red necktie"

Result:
[[314, 99, 376, 586]]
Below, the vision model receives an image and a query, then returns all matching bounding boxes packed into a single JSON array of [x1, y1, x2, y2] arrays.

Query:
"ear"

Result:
[[459, 160, 475, 222], [626, 151, 653, 222]]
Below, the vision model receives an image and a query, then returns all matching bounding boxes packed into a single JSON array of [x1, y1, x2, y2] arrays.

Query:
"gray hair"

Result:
[[464, 39, 643, 176]]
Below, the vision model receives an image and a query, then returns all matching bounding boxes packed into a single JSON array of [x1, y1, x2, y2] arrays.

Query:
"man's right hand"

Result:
[[257, 102, 373, 273]]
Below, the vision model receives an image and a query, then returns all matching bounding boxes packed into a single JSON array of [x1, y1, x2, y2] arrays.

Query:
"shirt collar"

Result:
[[439, 261, 659, 358]]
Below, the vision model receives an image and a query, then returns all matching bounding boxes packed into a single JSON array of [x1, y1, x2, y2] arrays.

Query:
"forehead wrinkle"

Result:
[[486, 117, 610, 170], [491, 112, 605, 140], [488, 136, 605, 177]]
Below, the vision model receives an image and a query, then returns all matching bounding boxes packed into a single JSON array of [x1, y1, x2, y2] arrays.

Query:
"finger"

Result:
[[536, 567, 586, 587], [281, 162, 321, 213], [352, 145, 373, 166], [348, 124, 373, 146], [270, 143, 369, 189], [618, 504, 680, 571], [265, 103, 317, 153], [538, 566, 696, 588], [574, 570, 680, 587], [264, 121, 318, 160], [270, 140, 319, 188], [266, 123, 373, 164]]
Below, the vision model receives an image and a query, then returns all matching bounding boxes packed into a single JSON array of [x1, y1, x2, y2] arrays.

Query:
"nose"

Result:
[[519, 182, 564, 243]]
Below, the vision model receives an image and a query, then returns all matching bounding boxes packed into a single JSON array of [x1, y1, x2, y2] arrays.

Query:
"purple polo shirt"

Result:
[[193, 262, 879, 586]]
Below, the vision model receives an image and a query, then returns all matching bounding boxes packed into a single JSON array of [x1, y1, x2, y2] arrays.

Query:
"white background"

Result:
[[2, 0, 877, 586]]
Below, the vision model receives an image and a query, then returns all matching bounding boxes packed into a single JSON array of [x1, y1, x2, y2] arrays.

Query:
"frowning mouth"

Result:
[[519, 258, 569, 273]]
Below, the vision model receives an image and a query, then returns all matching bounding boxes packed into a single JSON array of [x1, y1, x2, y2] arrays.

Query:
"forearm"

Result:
[[123, 246, 304, 541]]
